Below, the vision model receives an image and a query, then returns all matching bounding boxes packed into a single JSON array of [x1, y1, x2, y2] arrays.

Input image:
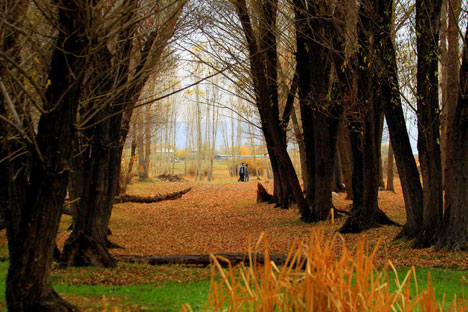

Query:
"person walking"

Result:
[[238, 163, 245, 182], [244, 164, 249, 182]]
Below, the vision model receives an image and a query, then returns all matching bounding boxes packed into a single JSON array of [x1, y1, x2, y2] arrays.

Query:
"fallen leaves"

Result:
[[54, 179, 468, 270]]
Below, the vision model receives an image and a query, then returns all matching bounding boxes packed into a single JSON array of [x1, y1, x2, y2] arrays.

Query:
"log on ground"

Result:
[[114, 253, 298, 267], [114, 187, 192, 204]]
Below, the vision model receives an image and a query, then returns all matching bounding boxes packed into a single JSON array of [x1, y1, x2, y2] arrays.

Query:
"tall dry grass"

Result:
[[182, 229, 467, 311]]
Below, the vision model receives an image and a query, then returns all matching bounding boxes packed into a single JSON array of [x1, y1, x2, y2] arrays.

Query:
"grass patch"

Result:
[[390, 267, 468, 304], [0, 258, 465, 310]]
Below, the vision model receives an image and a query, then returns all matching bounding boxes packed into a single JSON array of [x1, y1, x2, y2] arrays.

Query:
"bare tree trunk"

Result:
[[291, 107, 308, 191], [338, 123, 353, 200], [3, 2, 84, 309], [440, 0, 448, 188], [436, 22, 468, 250], [137, 109, 146, 179], [442, 0, 462, 187], [333, 150, 345, 193], [386, 142, 395, 192], [144, 103, 152, 178], [413, 0, 443, 248]]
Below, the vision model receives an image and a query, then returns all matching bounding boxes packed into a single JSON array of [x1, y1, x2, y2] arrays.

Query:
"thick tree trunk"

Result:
[[435, 22, 468, 251], [440, 0, 448, 188], [340, 121, 398, 233], [4, 2, 84, 309], [339, 0, 398, 233], [442, 0, 462, 188], [386, 142, 395, 192], [62, 103, 117, 267], [413, 0, 443, 248]]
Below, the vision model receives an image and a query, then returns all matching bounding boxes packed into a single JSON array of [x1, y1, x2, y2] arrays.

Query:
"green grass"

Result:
[[388, 267, 468, 304], [0, 259, 465, 311], [0, 261, 211, 311]]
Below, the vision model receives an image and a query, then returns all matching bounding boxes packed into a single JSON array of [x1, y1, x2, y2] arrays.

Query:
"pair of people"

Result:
[[238, 163, 249, 182]]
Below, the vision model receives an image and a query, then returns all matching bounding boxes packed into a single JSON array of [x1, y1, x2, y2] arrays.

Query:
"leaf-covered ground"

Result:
[[56, 178, 468, 270]]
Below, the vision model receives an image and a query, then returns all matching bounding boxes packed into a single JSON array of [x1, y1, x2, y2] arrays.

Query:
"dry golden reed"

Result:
[[182, 229, 467, 312]]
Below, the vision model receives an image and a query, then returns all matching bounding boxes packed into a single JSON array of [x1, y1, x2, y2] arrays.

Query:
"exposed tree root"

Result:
[[339, 208, 400, 234], [61, 232, 116, 268], [114, 253, 299, 267], [412, 229, 437, 249], [257, 183, 273, 203], [105, 237, 124, 249], [393, 225, 419, 241], [114, 187, 192, 204], [12, 290, 79, 312], [435, 228, 468, 251]]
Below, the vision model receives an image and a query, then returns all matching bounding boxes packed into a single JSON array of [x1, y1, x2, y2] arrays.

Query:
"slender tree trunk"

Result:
[[376, 110, 385, 189], [291, 107, 308, 190], [338, 123, 353, 200], [144, 103, 152, 178], [386, 142, 395, 192], [379, 0, 423, 240], [137, 109, 146, 179]]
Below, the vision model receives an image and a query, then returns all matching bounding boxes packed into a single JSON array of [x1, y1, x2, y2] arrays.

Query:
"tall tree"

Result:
[[233, 0, 311, 217], [340, 0, 399, 233], [61, 0, 187, 267], [436, 19, 468, 250], [441, 0, 462, 185], [413, 0, 443, 247], [1, 0, 92, 309], [379, 0, 424, 239], [293, 0, 347, 221]]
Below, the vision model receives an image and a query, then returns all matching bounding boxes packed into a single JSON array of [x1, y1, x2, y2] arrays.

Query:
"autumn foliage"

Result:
[[182, 229, 467, 311]]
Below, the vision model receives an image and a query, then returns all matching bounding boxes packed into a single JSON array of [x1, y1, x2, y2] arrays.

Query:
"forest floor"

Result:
[[0, 176, 467, 311], [55, 177, 468, 269]]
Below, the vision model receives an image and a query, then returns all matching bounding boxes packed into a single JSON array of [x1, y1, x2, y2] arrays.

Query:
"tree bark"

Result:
[[435, 20, 468, 251], [234, 0, 311, 219], [291, 107, 308, 191], [442, 0, 462, 188], [3, 1, 84, 309], [413, 0, 443, 248], [339, 0, 399, 233], [114, 253, 295, 267], [376, 0, 424, 240], [114, 187, 192, 203], [333, 148, 345, 193], [294, 0, 346, 221], [386, 142, 395, 192], [338, 123, 353, 200]]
